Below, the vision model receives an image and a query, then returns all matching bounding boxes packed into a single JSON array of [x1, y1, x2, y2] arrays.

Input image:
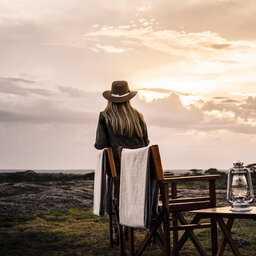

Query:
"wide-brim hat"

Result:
[[103, 80, 137, 103]]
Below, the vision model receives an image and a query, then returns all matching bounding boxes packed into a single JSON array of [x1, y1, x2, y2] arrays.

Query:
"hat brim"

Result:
[[103, 90, 137, 103]]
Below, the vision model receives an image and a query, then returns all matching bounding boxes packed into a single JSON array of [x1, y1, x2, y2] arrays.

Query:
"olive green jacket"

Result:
[[94, 112, 149, 172]]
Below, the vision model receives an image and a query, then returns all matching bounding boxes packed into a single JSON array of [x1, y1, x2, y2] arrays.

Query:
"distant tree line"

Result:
[[0, 170, 95, 183], [179, 166, 256, 190]]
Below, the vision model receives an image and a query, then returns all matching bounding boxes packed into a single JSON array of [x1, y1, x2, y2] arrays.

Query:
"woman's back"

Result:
[[94, 109, 149, 149], [94, 80, 149, 172]]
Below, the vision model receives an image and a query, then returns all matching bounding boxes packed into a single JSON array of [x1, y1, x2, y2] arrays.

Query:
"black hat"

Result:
[[103, 81, 137, 103]]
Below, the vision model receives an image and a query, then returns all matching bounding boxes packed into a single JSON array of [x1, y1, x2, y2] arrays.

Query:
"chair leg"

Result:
[[114, 204, 126, 255], [173, 213, 207, 256], [134, 213, 165, 256], [109, 211, 114, 247], [113, 220, 119, 245], [211, 216, 218, 256], [154, 226, 165, 254], [128, 228, 134, 256], [171, 179, 178, 255], [161, 183, 170, 256], [172, 212, 179, 254], [119, 225, 126, 256]]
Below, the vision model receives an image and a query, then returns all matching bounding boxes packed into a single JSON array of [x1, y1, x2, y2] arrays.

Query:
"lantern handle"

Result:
[[233, 161, 244, 167]]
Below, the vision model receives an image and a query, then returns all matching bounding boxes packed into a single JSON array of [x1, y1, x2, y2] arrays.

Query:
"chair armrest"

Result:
[[161, 174, 221, 184]]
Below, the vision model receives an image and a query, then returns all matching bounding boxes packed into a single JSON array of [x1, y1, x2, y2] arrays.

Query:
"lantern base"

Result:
[[230, 202, 252, 212]]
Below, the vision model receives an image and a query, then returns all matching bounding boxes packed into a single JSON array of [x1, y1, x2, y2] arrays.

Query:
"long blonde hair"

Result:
[[103, 101, 146, 138]]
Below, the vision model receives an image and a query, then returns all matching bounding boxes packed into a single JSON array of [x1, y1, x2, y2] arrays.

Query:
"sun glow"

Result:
[[137, 89, 204, 107], [179, 95, 204, 107], [138, 77, 216, 95], [138, 90, 169, 102]]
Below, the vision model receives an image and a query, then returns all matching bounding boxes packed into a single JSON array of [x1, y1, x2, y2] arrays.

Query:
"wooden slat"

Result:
[[164, 173, 174, 177], [169, 201, 211, 212], [169, 197, 210, 204], [151, 216, 175, 222], [158, 197, 210, 207], [162, 174, 221, 183], [170, 223, 211, 231]]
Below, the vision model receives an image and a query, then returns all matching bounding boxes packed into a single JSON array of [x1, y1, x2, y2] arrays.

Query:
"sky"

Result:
[[0, 0, 256, 170]]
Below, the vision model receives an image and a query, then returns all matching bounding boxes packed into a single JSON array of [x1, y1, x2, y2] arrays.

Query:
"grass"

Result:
[[0, 209, 256, 256]]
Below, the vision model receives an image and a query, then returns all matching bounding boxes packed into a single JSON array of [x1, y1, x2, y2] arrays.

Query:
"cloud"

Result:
[[83, 18, 256, 97], [0, 77, 100, 125], [133, 93, 256, 135], [134, 93, 204, 129], [202, 99, 239, 113], [211, 59, 238, 64], [196, 117, 256, 134], [58, 86, 88, 97], [0, 92, 96, 125], [138, 87, 192, 96], [84, 21, 256, 61], [93, 44, 127, 53], [0, 108, 94, 124], [0, 77, 54, 97], [0, 77, 35, 84], [202, 96, 256, 121], [206, 43, 231, 49], [0, 110, 32, 123], [150, 0, 256, 41], [1, 75, 255, 136]]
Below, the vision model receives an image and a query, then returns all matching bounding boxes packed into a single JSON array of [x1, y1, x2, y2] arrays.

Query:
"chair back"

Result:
[[151, 145, 164, 180], [106, 148, 117, 177]]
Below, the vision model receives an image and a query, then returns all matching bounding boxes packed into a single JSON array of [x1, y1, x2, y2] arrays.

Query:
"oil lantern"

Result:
[[227, 161, 254, 212]]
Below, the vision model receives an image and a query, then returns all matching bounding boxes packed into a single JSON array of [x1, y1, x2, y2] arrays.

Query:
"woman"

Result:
[[94, 80, 149, 173]]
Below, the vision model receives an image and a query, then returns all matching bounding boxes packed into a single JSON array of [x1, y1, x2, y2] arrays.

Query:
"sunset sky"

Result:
[[1, 0, 256, 170]]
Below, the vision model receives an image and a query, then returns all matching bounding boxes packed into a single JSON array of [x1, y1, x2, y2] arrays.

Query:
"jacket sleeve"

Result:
[[94, 113, 109, 149]]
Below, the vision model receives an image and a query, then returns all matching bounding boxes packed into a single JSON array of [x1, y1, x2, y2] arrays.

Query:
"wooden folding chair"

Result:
[[104, 146, 168, 255], [151, 145, 220, 256], [119, 145, 221, 256], [106, 146, 173, 251]]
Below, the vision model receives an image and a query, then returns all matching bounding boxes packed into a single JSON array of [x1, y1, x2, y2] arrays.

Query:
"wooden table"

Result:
[[191, 206, 256, 256]]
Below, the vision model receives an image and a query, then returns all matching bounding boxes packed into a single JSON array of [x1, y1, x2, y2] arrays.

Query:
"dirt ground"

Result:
[[0, 180, 94, 217], [0, 180, 252, 218]]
